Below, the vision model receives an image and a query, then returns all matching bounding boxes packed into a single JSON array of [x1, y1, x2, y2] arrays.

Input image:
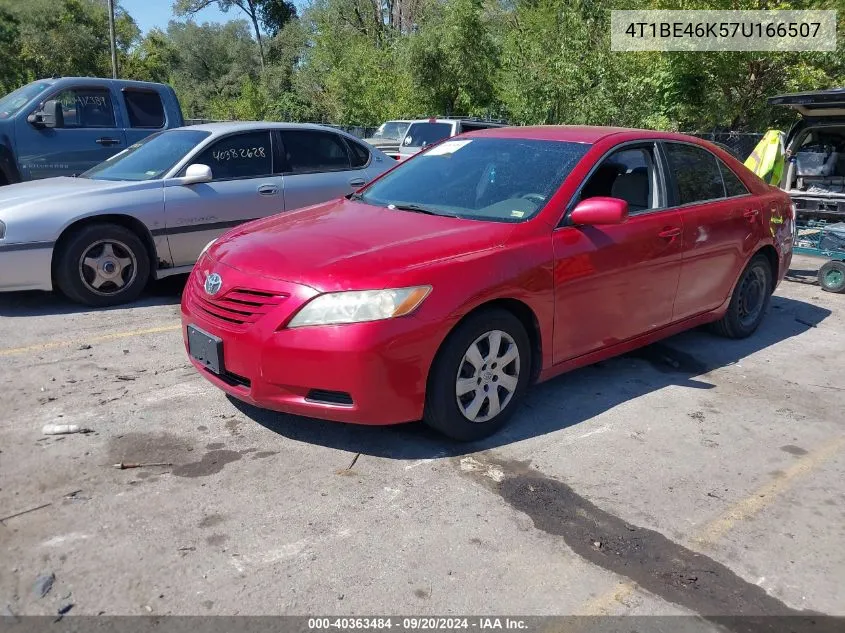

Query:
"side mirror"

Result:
[[570, 197, 629, 226], [27, 100, 64, 129], [182, 164, 212, 185]]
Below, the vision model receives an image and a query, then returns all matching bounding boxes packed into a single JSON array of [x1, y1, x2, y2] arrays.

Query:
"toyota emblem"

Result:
[[204, 272, 223, 296]]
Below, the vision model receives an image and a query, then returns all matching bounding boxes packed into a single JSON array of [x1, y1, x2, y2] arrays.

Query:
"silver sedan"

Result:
[[0, 122, 394, 306]]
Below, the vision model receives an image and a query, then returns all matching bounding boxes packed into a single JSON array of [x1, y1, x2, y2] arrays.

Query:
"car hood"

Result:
[[0, 177, 157, 217], [208, 198, 514, 291]]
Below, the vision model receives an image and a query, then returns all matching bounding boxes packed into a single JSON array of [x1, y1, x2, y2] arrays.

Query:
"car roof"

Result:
[[48, 77, 172, 91], [463, 125, 715, 145], [173, 121, 363, 137]]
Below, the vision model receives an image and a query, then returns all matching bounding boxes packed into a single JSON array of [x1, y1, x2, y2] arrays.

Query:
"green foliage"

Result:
[[0, 0, 842, 130]]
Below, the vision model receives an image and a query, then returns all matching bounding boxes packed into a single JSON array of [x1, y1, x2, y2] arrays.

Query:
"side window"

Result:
[[579, 145, 661, 214], [346, 139, 370, 168], [53, 88, 115, 128], [123, 90, 165, 128], [664, 143, 725, 205], [718, 160, 750, 197], [191, 131, 272, 180], [280, 130, 351, 173]]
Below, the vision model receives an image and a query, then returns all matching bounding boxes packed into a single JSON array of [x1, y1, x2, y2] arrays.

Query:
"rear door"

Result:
[[121, 88, 168, 146], [15, 85, 127, 179], [277, 129, 368, 210], [163, 130, 283, 267], [664, 141, 760, 321], [552, 142, 683, 362]]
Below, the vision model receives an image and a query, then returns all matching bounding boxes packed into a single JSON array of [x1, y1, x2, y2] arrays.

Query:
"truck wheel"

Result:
[[55, 223, 150, 307], [818, 260, 845, 293], [711, 254, 772, 339], [424, 309, 530, 442]]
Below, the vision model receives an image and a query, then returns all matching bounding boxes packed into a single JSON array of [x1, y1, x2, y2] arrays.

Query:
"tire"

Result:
[[817, 260, 845, 293], [424, 308, 531, 441], [54, 223, 150, 307], [710, 254, 772, 339]]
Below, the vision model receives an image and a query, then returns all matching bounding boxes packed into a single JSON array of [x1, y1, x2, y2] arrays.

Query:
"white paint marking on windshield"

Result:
[[424, 140, 473, 156]]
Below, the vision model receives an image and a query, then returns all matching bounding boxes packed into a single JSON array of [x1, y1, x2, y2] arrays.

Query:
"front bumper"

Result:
[[181, 259, 444, 425], [0, 245, 53, 291]]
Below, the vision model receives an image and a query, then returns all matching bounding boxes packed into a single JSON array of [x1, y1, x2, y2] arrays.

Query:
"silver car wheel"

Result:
[[78, 239, 138, 297], [455, 329, 520, 423]]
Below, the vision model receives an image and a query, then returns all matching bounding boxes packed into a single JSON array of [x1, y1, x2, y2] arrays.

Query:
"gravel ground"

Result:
[[0, 255, 843, 627]]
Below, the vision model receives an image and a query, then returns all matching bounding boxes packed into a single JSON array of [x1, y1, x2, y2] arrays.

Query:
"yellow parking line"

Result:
[[582, 434, 845, 615], [0, 324, 182, 357]]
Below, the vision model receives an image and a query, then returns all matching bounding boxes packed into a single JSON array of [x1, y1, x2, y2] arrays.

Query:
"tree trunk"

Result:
[[250, 11, 266, 70]]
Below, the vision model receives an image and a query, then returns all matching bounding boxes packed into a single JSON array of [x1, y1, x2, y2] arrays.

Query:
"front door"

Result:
[[277, 129, 368, 210], [164, 130, 284, 267], [552, 143, 683, 363], [663, 142, 759, 320], [15, 85, 126, 180]]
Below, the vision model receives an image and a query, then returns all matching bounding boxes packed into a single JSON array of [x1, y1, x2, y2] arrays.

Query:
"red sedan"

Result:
[[181, 126, 794, 441]]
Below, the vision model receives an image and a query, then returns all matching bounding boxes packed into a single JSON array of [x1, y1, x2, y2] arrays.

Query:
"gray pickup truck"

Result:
[[0, 77, 184, 185]]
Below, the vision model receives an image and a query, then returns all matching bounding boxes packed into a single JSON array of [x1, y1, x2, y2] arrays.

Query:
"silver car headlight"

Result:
[[0, 220, 5, 240], [287, 286, 432, 328]]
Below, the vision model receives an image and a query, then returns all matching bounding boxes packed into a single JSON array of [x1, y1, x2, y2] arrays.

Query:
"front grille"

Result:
[[306, 389, 354, 406], [189, 275, 288, 329]]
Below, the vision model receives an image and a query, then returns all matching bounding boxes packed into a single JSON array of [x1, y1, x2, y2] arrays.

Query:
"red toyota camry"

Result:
[[182, 126, 794, 440]]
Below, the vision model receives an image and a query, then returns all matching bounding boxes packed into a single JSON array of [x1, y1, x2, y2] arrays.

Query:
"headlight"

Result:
[[287, 286, 432, 328], [0, 220, 5, 239], [199, 238, 216, 257]]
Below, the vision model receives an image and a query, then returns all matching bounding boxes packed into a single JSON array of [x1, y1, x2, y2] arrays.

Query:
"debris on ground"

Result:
[[33, 572, 55, 598], [0, 502, 52, 523], [113, 462, 172, 470], [77, 344, 92, 350], [55, 603, 73, 621], [42, 424, 93, 435]]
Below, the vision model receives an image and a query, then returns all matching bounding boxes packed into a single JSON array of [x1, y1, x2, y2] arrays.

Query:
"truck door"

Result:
[[15, 85, 127, 180]]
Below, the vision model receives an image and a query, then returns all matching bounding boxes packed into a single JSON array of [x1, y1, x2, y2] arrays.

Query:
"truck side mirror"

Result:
[[27, 100, 64, 129]]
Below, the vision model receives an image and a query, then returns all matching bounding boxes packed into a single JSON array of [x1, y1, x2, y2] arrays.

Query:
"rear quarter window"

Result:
[[123, 90, 166, 128]]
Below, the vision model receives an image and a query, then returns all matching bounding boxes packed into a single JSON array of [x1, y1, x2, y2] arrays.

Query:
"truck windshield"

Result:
[[82, 129, 212, 181], [0, 82, 53, 119], [402, 122, 454, 148]]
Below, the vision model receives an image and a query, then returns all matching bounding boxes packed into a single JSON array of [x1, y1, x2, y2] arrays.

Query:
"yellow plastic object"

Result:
[[744, 130, 785, 186]]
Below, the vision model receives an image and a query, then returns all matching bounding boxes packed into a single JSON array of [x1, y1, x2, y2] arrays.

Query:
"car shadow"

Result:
[[229, 294, 831, 460], [0, 274, 189, 317]]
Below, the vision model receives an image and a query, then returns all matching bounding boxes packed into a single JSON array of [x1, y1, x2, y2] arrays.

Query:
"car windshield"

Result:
[[373, 121, 409, 141], [81, 129, 212, 181], [402, 122, 454, 148], [358, 137, 591, 222], [0, 81, 53, 119]]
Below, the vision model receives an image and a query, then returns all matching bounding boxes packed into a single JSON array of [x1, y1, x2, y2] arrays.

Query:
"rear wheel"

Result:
[[55, 223, 150, 307], [818, 260, 845, 293], [424, 309, 530, 441], [711, 254, 772, 339]]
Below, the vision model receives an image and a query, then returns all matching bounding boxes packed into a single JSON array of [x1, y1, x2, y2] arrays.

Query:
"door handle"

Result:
[[743, 209, 760, 220], [95, 137, 120, 146], [258, 184, 279, 196], [349, 178, 366, 187], [658, 227, 682, 239]]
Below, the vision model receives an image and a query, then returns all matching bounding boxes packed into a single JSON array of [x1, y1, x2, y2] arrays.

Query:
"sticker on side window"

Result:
[[425, 140, 472, 156]]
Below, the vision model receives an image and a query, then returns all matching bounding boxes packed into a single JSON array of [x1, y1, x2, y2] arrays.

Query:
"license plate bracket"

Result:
[[187, 325, 223, 375]]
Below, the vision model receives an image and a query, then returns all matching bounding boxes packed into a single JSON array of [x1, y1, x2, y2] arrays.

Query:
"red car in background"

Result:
[[181, 126, 794, 441]]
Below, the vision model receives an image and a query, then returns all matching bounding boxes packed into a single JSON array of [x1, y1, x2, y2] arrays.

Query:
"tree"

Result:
[[173, 0, 296, 69], [0, 6, 25, 92], [123, 28, 179, 83], [164, 19, 261, 119]]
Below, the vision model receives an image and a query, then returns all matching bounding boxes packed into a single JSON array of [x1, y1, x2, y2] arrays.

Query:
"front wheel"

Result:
[[55, 223, 150, 307], [818, 260, 845, 293], [710, 254, 772, 339], [424, 309, 531, 441]]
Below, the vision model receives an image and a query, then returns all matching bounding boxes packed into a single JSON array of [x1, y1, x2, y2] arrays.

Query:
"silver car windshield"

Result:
[[358, 137, 590, 223], [82, 129, 212, 182], [373, 121, 409, 141], [0, 81, 52, 119]]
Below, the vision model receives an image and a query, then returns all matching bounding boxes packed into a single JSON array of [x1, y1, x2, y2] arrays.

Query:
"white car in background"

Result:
[[0, 122, 394, 306]]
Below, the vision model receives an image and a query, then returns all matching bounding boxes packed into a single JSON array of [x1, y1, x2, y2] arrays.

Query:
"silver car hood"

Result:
[[0, 177, 159, 219]]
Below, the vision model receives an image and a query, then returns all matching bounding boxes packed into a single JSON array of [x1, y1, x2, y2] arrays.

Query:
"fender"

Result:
[[0, 143, 21, 185]]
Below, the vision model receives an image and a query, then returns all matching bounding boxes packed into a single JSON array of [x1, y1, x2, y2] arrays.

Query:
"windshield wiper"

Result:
[[388, 203, 460, 218]]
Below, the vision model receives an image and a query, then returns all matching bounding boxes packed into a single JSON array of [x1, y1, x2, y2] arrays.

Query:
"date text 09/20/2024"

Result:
[[307, 618, 528, 630]]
